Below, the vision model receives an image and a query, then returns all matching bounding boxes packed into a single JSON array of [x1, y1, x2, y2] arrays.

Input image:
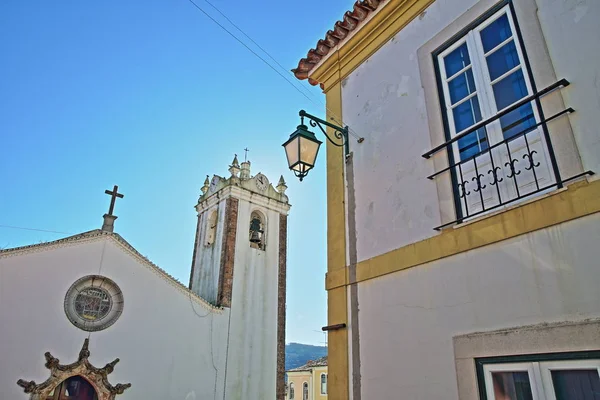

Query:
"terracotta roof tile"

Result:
[[287, 356, 328, 372], [292, 0, 384, 86]]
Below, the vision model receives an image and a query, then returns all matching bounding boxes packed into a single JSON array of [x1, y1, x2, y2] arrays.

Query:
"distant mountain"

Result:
[[285, 342, 328, 371]]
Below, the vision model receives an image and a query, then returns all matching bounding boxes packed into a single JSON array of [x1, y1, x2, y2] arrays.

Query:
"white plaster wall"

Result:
[[535, 0, 600, 174], [357, 214, 600, 400], [0, 238, 229, 400], [342, 0, 481, 263], [343, 0, 599, 263], [224, 200, 281, 400], [191, 201, 226, 304]]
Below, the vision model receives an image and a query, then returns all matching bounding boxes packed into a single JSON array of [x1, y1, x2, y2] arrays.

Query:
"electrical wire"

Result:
[[0, 224, 72, 235], [186, 0, 365, 142]]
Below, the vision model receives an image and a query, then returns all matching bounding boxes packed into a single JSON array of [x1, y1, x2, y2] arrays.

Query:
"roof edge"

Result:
[[292, 0, 385, 86], [0, 230, 222, 313]]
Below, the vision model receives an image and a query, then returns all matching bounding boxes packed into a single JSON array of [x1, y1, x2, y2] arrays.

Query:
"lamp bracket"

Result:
[[299, 110, 350, 156]]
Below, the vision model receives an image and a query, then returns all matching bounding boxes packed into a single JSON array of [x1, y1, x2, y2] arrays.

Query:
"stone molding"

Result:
[[17, 339, 131, 400], [197, 185, 291, 215]]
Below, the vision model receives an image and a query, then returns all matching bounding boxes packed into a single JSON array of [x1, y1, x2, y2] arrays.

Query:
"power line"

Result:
[[186, 0, 364, 142], [0, 224, 71, 235], [186, 0, 317, 106]]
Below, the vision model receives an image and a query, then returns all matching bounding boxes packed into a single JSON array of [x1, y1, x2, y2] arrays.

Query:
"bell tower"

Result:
[[189, 155, 291, 400]]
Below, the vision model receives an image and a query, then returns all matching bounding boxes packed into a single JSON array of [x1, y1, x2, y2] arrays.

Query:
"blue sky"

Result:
[[0, 0, 352, 346]]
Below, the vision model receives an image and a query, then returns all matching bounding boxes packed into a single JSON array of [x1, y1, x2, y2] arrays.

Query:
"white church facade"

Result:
[[0, 156, 290, 400]]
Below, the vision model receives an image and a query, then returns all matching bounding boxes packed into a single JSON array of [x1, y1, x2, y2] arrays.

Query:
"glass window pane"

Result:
[[487, 40, 520, 81], [452, 95, 488, 159], [452, 95, 483, 133], [458, 129, 488, 160], [492, 371, 534, 400], [481, 14, 513, 53], [444, 42, 471, 77], [551, 369, 600, 400], [499, 103, 536, 140], [448, 69, 477, 104], [492, 69, 529, 111]]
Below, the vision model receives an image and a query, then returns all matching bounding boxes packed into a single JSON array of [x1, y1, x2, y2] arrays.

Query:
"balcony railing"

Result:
[[423, 79, 594, 231]]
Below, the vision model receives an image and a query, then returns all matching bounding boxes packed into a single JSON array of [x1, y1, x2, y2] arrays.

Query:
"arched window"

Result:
[[321, 373, 327, 394], [205, 210, 218, 246], [289, 382, 295, 399], [47, 375, 98, 400], [249, 210, 266, 250], [302, 382, 309, 400]]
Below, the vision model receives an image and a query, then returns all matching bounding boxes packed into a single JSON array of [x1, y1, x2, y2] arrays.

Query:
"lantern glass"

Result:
[[282, 124, 322, 179], [299, 135, 320, 168], [284, 135, 300, 168]]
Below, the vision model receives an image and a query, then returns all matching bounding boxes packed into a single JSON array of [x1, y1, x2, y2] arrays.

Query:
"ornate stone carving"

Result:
[[17, 339, 131, 400]]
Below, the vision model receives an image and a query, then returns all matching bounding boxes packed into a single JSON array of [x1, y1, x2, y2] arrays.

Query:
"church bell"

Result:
[[249, 217, 263, 243]]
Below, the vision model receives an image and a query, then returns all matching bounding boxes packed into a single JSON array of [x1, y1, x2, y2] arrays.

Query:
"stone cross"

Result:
[[244, 147, 250, 162], [104, 185, 124, 216]]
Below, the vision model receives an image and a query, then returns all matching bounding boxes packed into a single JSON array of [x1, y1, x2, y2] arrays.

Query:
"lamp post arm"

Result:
[[299, 110, 350, 156]]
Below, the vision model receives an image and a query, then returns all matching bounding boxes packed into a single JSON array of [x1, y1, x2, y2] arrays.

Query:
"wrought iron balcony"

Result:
[[423, 79, 594, 231]]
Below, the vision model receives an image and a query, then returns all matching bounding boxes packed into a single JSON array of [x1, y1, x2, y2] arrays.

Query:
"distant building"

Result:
[[286, 356, 328, 400]]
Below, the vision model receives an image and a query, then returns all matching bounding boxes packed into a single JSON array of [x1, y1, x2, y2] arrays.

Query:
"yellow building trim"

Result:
[[325, 82, 349, 400], [313, 0, 435, 91], [325, 179, 600, 290]]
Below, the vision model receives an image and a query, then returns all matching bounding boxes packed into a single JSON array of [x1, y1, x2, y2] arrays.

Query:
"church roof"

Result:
[[0, 229, 220, 312], [287, 356, 328, 372]]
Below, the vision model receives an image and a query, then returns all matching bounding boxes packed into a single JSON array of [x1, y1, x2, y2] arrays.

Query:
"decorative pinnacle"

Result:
[[231, 154, 240, 168], [229, 154, 241, 178], [201, 175, 210, 195], [276, 175, 288, 194]]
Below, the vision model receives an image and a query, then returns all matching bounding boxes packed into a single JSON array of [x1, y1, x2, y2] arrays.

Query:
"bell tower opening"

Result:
[[249, 210, 266, 250]]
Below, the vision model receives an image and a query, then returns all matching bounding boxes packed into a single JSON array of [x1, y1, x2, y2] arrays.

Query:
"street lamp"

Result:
[[282, 110, 351, 181]]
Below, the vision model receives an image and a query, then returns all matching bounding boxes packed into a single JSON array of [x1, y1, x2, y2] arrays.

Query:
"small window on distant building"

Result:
[[321, 373, 327, 394], [289, 382, 295, 399], [302, 382, 309, 400], [205, 210, 218, 246], [249, 210, 266, 250]]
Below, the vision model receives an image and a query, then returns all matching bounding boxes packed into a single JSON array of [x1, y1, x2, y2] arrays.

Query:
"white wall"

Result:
[[0, 237, 229, 400], [342, 0, 598, 263], [535, 0, 600, 174], [224, 200, 281, 400], [342, 0, 480, 263], [357, 214, 600, 399], [191, 201, 226, 304]]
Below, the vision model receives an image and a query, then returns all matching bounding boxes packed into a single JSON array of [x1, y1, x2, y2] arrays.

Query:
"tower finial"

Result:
[[244, 147, 250, 162], [201, 175, 210, 195], [276, 175, 287, 194]]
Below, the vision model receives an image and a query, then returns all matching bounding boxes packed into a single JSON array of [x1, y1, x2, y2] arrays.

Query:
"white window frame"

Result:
[[289, 382, 295, 400], [437, 5, 540, 163], [435, 4, 555, 220], [482, 359, 600, 400], [302, 381, 309, 400], [320, 373, 327, 395]]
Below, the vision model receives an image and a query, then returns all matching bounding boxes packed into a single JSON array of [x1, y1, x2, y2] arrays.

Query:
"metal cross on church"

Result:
[[104, 185, 124, 216]]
